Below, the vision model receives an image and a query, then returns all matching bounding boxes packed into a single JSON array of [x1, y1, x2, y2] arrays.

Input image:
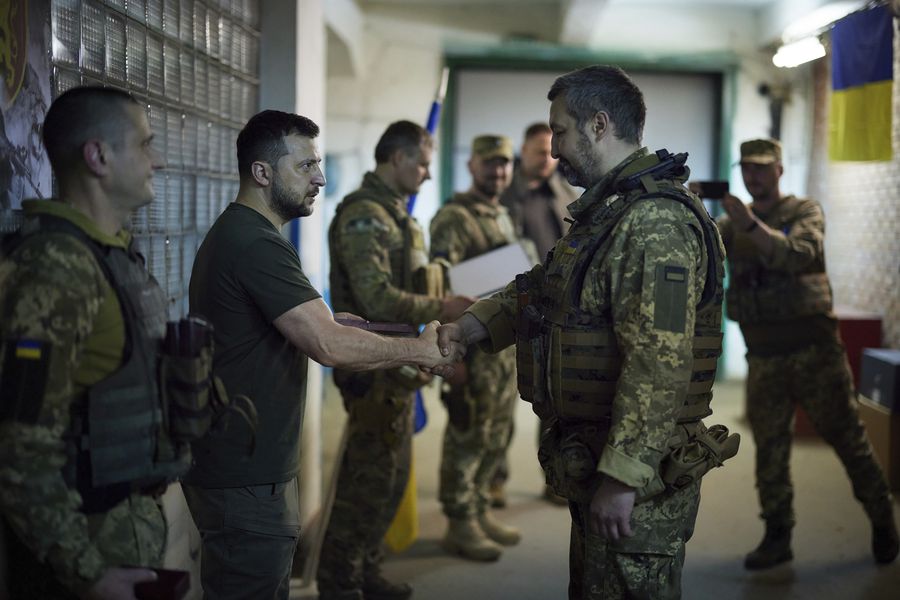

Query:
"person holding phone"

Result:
[[715, 138, 898, 569]]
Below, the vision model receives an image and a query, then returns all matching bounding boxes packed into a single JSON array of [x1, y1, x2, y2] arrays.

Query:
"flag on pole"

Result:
[[829, 4, 893, 161], [385, 67, 450, 553]]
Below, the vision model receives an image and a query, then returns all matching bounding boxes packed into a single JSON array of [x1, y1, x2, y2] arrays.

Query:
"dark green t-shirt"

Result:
[[186, 203, 320, 487]]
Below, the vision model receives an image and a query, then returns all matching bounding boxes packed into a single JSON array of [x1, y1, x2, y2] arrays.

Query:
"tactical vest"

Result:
[[328, 193, 428, 314], [725, 195, 832, 324], [4, 215, 189, 514], [517, 180, 725, 425], [438, 196, 518, 258]]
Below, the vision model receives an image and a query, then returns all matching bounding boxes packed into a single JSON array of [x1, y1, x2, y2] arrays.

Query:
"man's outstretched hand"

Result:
[[417, 321, 466, 376]]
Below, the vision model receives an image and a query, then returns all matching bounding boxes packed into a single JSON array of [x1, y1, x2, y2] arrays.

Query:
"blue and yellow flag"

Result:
[[829, 4, 894, 162]]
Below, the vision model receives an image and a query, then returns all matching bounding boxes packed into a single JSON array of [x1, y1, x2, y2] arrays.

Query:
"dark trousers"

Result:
[[183, 478, 301, 600]]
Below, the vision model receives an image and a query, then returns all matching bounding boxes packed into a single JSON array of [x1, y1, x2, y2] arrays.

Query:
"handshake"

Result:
[[414, 294, 484, 376], [333, 293, 478, 378]]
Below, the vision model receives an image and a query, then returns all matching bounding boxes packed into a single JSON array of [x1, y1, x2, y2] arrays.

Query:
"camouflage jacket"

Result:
[[718, 195, 833, 325], [430, 192, 518, 381], [328, 171, 442, 324], [468, 148, 723, 489], [0, 200, 165, 595]]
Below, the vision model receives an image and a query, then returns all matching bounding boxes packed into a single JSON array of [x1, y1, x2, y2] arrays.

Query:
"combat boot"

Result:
[[442, 517, 503, 561], [744, 523, 793, 570], [871, 517, 899, 564], [362, 572, 412, 600], [478, 511, 521, 546]]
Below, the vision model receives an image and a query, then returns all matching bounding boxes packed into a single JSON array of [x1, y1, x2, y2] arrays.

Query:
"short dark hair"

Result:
[[237, 110, 320, 178], [547, 65, 646, 145], [374, 120, 431, 164], [42, 86, 140, 173], [523, 122, 552, 140]]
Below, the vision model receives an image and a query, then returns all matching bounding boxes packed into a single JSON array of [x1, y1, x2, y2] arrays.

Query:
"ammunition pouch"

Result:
[[539, 419, 738, 506], [346, 379, 411, 448], [539, 420, 609, 504], [413, 260, 448, 298], [659, 422, 740, 492], [160, 344, 257, 454]]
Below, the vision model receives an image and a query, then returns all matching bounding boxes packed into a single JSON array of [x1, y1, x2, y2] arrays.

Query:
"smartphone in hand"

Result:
[[693, 181, 729, 200]]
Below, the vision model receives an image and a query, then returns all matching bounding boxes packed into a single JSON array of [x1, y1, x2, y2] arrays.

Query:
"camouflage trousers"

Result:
[[568, 480, 700, 600], [5, 494, 165, 599], [746, 341, 892, 527], [317, 374, 413, 593], [438, 347, 518, 518]]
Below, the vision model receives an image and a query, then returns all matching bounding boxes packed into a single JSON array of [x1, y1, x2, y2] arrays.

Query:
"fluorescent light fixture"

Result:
[[773, 36, 826, 68], [782, 1, 863, 42]]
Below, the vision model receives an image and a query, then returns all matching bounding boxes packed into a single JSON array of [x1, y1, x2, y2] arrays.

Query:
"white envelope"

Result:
[[448, 242, 536, 298]]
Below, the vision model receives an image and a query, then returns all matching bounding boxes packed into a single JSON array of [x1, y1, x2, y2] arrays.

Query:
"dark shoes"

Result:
[[872, 520, 899, 564], [744, 524, 793, 570], [363, 573, 413, 600]]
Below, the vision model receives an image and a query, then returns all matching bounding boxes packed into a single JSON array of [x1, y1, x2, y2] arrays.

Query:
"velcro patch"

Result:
[[0, 338, 51, 424], [653, 265, 688, 333], [343, 217, 389, 235]]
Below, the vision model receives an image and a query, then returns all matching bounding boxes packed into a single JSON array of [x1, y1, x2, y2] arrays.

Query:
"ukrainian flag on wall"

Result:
[[829, 4, 894, 161]]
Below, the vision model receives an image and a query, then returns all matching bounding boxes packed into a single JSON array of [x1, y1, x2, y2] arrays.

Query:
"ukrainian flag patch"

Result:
[[564, 240, 579, 254], [15, 339, 43, 360], [2, 338, 51, 423]]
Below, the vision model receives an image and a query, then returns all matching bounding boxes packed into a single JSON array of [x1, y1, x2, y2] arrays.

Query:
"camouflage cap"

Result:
[[471, 135, 514, 161], [739, 138, 782, 165]]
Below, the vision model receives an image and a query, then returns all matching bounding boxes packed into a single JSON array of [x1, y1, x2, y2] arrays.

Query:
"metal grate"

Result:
[[50, 0, 260, 318]]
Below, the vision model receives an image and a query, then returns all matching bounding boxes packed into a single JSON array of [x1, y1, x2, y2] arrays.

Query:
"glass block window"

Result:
[[50, 0, 260, 319]]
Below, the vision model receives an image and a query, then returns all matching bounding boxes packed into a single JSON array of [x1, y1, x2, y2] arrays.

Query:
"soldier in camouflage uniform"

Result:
[[712, 138, 898, 569], [0, 87, 171, 599], [436, 65, 739, 599], [319, 121, 473, 600], [430, 135, 523, 561], [498, 121, 580, 508]]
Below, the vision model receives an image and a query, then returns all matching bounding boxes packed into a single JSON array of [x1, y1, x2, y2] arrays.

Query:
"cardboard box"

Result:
[[858, 395, 900, 490], [859, 348, 900, 412]]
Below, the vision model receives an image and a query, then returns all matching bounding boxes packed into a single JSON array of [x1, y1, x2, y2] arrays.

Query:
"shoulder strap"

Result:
[[440, 203, 492, 255], [633, 188, 724, 310]]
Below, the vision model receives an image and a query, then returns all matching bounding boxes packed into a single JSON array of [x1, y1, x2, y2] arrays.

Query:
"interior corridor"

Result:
[[295, 378, 900, 600]]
